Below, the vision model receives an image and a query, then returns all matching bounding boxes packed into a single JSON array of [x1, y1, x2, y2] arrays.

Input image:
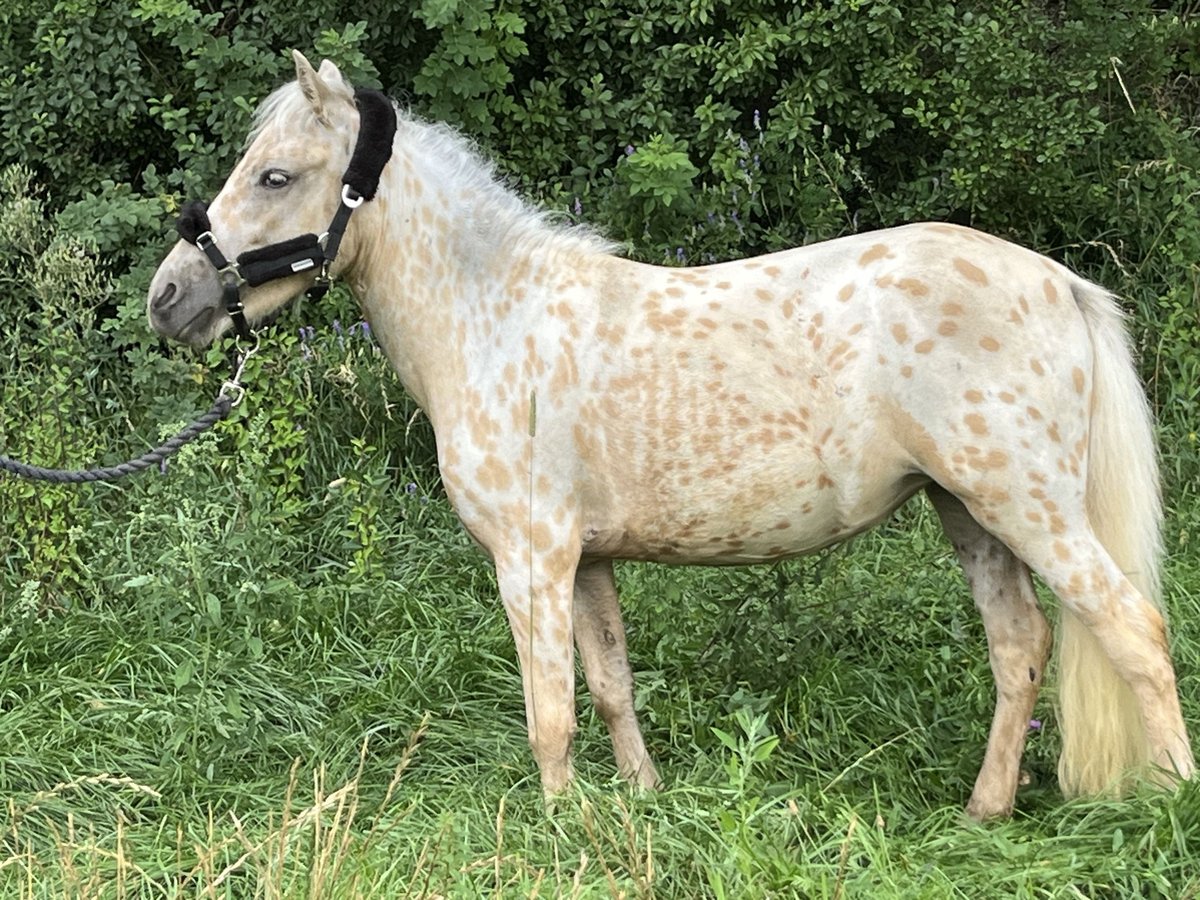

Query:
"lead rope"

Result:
[[0, 338, 258, 484]]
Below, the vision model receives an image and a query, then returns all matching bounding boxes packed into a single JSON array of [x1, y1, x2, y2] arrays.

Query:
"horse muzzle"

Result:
[[147, 254, 229, 346]]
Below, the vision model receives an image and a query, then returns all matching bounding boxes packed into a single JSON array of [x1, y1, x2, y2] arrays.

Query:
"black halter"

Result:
[[176, 88, 397, 341]]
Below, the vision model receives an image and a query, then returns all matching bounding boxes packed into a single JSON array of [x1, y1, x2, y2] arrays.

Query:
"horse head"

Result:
[[147, 52, 373, 346]]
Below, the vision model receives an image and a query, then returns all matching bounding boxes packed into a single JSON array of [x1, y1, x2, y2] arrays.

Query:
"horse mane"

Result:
[[248, 82, 619, 260]]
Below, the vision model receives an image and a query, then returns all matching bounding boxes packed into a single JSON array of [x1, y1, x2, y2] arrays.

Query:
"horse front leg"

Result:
[[494, 545, 581, 796], [574, 558, 660, 789]]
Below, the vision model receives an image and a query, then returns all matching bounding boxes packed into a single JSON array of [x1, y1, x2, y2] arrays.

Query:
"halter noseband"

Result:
[[176, 88, 397, 341]]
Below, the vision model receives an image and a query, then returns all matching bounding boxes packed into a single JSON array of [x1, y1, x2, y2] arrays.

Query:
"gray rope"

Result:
[[0, 395, 234, 483], [1, 337, 257, 484]]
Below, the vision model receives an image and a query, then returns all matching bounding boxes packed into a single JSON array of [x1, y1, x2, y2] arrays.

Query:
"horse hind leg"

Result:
[[937, 487, 1193, 799], [927, 485, 1052, 820], [573, 559, 661, 788]]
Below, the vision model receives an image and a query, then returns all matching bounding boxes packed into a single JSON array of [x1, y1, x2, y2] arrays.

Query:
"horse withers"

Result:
[[147, 51, 1194, 819]]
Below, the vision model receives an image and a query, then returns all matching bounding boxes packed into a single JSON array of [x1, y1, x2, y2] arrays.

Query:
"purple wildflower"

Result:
[[1028, 719, 1042, 731], [624, 145, 635, 156], [573, 197, 583, 216]]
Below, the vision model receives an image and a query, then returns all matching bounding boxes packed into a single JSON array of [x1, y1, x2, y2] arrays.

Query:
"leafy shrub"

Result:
[[1, 2, 1197, 621]]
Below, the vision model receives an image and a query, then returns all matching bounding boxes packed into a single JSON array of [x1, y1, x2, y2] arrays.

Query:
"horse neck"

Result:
[[347, 123, 607, 422]]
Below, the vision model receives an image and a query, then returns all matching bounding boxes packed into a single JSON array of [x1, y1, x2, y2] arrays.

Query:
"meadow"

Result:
[[2, 303, 1199, 897], [2, 2, 1199, 893]]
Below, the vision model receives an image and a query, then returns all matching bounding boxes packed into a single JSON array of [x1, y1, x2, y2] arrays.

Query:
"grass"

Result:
[[3, 443, 1200, 896], [3, 315, 1200, 898]]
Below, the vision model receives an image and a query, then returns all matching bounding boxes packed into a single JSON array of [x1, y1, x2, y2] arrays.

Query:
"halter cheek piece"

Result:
[[176, 88, 398, 341]]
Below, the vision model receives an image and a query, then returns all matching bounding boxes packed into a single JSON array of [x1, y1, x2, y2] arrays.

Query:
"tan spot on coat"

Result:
[[859, 244, 891, 265], [964, 389, 984, 403], [941, 302, 964, 317], [530, 521, 554, 552], [900, 365, 913, 378], [973, 449, 1009, 470], [964, 413, 989, 435], [476, 455, 513, 492], [979, 336, 1001, 352], [1030, 358, 1045, 376], [953, 258, 988, 285], [891, 323, 909, 344], [1072, 366, 1086, 394], [1054, 541, 1071, 561], [1043, 279, 1059, 304], [937, 320, 959, 336], [896, 278, 930, 297], [838, 283, 856, 302], [914, 339, 935, 354]]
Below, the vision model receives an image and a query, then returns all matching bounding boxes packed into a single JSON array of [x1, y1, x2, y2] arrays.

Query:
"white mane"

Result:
[[248, 82, 618, 259]]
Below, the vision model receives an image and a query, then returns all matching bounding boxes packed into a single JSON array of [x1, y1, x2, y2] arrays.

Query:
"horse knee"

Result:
[[530, 715, 576, 787], [583, 672, 630, 723]]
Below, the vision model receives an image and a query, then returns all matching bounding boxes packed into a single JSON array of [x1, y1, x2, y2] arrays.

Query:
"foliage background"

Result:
[[1, 0, 1199, 895]]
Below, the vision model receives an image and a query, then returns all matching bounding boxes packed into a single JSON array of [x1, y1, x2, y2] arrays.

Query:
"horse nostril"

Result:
[[151, 282, 179, 313]]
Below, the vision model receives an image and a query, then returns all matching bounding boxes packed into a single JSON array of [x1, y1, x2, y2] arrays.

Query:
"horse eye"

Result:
[[260, 169, 291, 189]]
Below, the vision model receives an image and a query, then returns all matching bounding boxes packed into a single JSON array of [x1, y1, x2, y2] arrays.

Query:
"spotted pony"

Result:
[[147, 53, 1193, 819]]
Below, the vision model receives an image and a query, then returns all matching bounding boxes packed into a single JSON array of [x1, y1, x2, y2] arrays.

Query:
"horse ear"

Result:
[[293, 50, 330, 124], [293, 51, 354, 126]]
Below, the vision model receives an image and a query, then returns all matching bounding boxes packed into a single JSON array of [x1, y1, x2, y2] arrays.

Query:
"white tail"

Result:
[[1057, 281, 1163, 796]]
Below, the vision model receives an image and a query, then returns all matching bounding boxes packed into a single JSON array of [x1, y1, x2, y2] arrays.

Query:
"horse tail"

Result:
[[1057, 280, 1163, 796]]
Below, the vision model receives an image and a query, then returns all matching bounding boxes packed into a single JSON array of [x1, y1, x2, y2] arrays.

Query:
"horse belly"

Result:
[[580, 443, 920, 565]]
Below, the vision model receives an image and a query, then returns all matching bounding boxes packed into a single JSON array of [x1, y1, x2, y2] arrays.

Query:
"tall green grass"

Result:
[[3, 165, 1200, 897], [3, 425, 1199, 896]]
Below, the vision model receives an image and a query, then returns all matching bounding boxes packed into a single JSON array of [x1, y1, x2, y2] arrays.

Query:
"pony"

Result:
[[147, 51, 1193, 819]]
